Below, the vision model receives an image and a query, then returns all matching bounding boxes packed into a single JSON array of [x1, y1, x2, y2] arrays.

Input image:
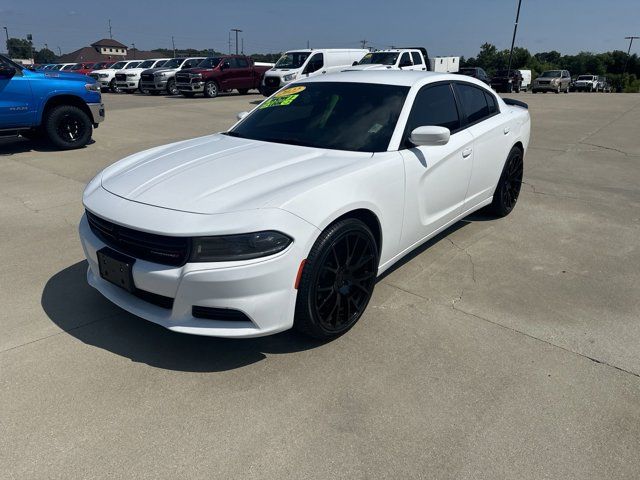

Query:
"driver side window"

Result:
[[305, 53, 324, 74], [404, 83, 461, 147]]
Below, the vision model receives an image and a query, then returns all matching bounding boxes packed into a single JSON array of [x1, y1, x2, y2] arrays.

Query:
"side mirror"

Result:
[[0, 66, 17, 79], [236, 111, 249, 121], [352, 61, 358, 66], [221, 62, 230, 70], [409, 126, 450, 146]]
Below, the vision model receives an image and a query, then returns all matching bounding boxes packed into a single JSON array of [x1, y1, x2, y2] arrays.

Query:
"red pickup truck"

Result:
[[175, 55, 270, 98]]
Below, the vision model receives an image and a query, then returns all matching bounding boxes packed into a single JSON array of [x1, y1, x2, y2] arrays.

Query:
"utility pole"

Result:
[[507, 0, 523, 78], [3, 26, 9, 56], [231, 28, 242, 55], [57, 46, 62, 56], [241, 37, 244, 55], [360, 39, 368, 49], [171, 36, 176, 58], [108, 19, 112, 39], [228, 31, 231, 54], [131, 43, 136, 59], [622, 36, 639, 77], [306, 40, 310, 49]]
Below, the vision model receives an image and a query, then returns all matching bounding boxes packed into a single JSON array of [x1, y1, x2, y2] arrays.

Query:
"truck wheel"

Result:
[[109, 79, 120, 93], [44, 105, 92, 150], [204, 81, 219, 98], [237, 88, 249, 95], [139, 86, 149, 94], [166, 79, 178, 96]]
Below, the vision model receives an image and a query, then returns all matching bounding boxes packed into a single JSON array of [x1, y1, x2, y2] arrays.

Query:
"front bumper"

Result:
[[116, 80, 139, 90], [140, 79, 168, 92], [532, 83, 560, 91], [78, 200, 319, 338], [177, 81, 204, 93], [87, 103, 105, 124]]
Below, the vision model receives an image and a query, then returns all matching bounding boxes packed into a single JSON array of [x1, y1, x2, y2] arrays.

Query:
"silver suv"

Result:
[[532, 70, 571, 94], [139, 57, 204, 95]]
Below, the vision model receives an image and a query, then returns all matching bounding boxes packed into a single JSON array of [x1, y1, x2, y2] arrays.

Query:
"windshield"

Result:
[[125, 62, 141, 69], [139, 60, 155, 68], [197, 57, 222, 68], [577, 75, 594, 80], [541, 71, 562, 77], [358, 52, 399, 65], [274, 52, 310, 69], [61, 64, 75, 70], [228, 82, 409, 152], [71, 63, 92, 70], [154, 60, 167, 67], [162, 58, 183, 69], [111, 61, 127, 69]]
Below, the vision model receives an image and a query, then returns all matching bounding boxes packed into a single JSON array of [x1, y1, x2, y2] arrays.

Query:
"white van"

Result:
[[518, 69, 532, 91], [261, 48, 368, 96]]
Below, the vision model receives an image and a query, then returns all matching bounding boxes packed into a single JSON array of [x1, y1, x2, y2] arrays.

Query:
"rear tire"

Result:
[[294, 218, 379, 339], [486, 147, 524, 217], [44, 105, 93, 150]]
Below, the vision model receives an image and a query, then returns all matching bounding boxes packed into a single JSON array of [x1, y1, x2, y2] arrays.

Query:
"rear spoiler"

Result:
[[503, 98, 528, 109]]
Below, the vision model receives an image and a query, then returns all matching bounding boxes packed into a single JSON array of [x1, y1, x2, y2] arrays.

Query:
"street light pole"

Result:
[[231, 29, 242, 55], [3, 26, 9, 55], [506, 0, 523, 77], [172, 36, 176, 58], [622, 36, 639, 77], [131, 43, 136, 59]]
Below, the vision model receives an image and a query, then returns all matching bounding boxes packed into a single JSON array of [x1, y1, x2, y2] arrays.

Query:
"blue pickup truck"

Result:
[[0, 54, 104, 149]]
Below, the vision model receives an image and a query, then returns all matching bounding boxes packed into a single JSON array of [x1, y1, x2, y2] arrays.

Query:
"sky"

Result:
[[1, 0, 638, 57]]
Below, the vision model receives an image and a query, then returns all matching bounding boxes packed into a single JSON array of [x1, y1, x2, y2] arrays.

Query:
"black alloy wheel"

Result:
[[44, 105, 92, 150], [295, 218, 379, 339], [109, 78, 120, 93], [487, 146, 524, 217]]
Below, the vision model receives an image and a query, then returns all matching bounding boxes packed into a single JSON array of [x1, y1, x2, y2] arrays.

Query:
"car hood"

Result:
[[143, 67, 178, 75], [100, 134, 371, 215], [116, 68, 145, 75], [346, 64, 395, 71], [178, 68, 213, 75]]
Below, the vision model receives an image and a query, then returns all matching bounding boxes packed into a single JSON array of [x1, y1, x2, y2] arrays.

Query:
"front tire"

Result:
[[44, 105, 93, 150], [109, 79, 120, 93], [204, 81, 219, 98], [487, 147, 524, 217], [294, 218, 379, 339], [166, 79, 178, 95]]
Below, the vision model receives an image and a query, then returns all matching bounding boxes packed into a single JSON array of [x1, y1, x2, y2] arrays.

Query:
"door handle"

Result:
[[503, 127, 511, 135], [462, 148, 472, 158]]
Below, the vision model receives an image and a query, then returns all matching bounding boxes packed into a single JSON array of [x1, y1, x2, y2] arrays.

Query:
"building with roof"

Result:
[[58, 38, 159, 63]]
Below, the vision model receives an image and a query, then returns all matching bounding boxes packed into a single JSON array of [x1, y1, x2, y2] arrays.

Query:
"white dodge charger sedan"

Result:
[[79, 71, 530, 339]]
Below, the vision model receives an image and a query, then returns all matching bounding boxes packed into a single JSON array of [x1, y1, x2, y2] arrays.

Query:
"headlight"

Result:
[[98, 73, 109, 78], [126, 73, 136, 78], [190, 231, 292, 262], [85, 83, 100, 92], [283, 73, 297, 82], [156, 72, 169, 78]]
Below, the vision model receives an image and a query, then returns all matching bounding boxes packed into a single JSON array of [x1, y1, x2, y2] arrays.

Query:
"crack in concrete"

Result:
[[577, 141, 639, 157], [447, 238, 477, 310]]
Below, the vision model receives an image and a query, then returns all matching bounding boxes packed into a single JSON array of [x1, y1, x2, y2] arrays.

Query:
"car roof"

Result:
[[296, 70, 479, 88]]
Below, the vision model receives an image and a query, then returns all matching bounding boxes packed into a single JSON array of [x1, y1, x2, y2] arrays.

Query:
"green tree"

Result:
[[34, 48, 57, 64], [7, 38, 33, 58]]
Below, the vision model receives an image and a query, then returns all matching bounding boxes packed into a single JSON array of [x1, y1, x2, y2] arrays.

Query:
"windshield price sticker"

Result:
[[260, 94, 300, 109], [275, 86, 306, 97]]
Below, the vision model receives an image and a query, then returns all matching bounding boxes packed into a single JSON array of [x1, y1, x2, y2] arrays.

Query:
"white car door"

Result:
[[399, 82, 474, 251], [453, 82, 512, 210]]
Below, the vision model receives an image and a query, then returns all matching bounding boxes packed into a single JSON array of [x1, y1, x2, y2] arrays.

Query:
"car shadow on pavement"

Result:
[[41, 261, 328, 372], [0, 137, 94, 154]]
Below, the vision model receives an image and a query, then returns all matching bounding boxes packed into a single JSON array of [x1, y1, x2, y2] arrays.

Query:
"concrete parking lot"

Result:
[[1, 90, 639, 479]]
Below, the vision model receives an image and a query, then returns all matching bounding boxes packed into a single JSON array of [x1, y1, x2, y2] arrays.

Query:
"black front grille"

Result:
[[264, 77, 280, 88], [86, 211, 190, 267], [115, 73, 126, 81], [89, 73, 99, 80], [141, 73, 154, 82], [175, 73, 190, 83], [192, 306, 251, 322]]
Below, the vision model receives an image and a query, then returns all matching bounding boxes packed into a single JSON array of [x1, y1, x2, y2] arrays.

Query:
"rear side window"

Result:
[[405, 83, 461, 139], [234, 57, 249, 68], [305, 53, 324, 73], [485, 92, 498, 115], [400, 52, 412, 66], [456, 83, 490, 124], [411, 52, 423, 65]]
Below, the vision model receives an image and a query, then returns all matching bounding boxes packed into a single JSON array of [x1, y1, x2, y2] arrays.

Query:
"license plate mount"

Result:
[[97, 248, 136, 293]]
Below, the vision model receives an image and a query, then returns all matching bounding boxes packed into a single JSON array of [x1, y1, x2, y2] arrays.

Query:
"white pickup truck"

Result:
[[349, 48, 430, 71], [573, 74, 599, 92], [89, 60, 141, 93], [114, 58, 169, 93]]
